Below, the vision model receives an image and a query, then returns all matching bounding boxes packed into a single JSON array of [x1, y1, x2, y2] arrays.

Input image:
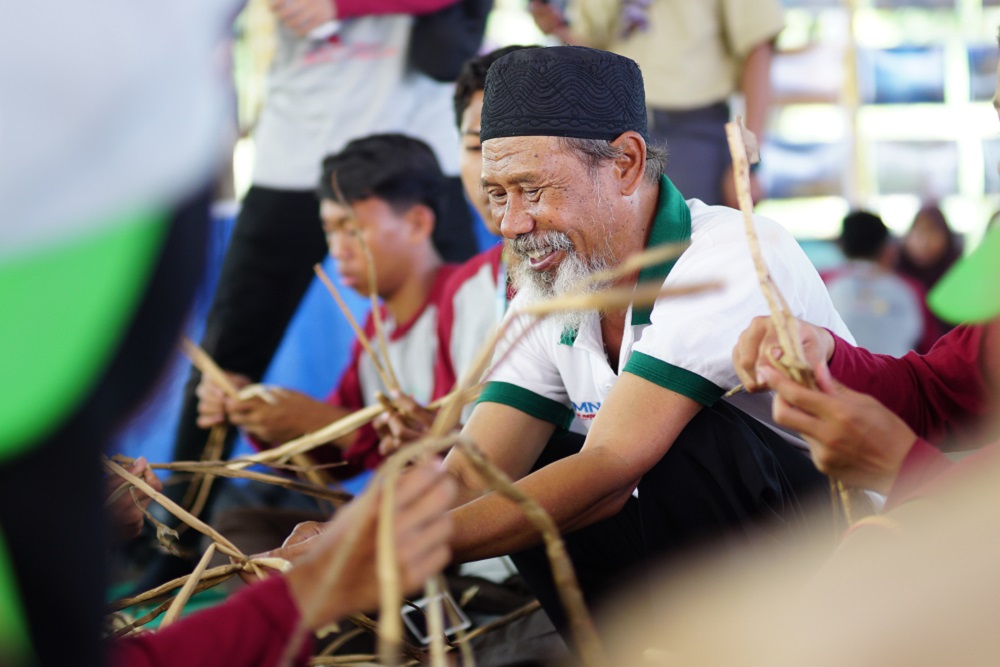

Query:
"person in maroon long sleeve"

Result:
[[732, 222, 1000, 507]]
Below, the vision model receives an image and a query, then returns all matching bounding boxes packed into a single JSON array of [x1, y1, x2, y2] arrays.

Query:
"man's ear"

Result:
[[610, 131, 647, 196], [405, 203, 436, 244]]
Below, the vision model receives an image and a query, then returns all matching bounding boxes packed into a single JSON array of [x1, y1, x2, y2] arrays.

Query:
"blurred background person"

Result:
[[899, 204, 963, 336], [823, 210, 938, 355], [899, 204, 962, 291]]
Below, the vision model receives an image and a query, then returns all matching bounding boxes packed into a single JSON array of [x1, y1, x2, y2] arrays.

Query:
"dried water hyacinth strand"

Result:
[[317, 628, 366, 657], [277, 487, 382, 667], [308, 656, 381, 666], [358, 234, 402, 394], [515, 282, 722, 319], [131, 488, 183, 557], [432, 571, 476, 667], [160, 543, 217, 628], [182, 338, 274, 403], [111, 557, 290, 617], [455, 600, 541, 643], [374, 446, 474, 666], [105, 480, 132, 507], [372, 436, 466, 666], [237, 387, 480, 468], [577, 241, 689, 290], [372, 434, 604, 666], [123, 458, 352, 505], [184, 424, 227, 518], [110, 558, 285, 637], [112, 598, 175, 639], [180, 424, 225, 509], [723, 124, 811, 383], [724, 119, 861, 527], [279, 434, 462, 667], [179, 343, 258, 511], [110, 563, 243, 611], [310, 657, 419, 667], [277, 426, 593, 665], [376, 471, 405, 667], [347, 613, 426, 664], [314, 264, 396, 393], [452, 437, 606, 667]]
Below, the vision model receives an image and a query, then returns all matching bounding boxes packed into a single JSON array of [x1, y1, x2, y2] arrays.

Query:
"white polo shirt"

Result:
[[479, 176, 854, 437]]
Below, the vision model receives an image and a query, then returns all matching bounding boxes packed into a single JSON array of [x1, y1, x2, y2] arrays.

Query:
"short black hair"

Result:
[[840, 210, 889, 260], [453, 45, 539, 130], [318, 134, 444, 221]]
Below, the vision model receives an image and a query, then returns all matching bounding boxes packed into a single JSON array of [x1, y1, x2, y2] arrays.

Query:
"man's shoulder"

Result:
[[687, 200, 787, 237]]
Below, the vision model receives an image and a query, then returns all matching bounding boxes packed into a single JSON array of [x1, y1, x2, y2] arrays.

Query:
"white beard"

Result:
[[508, 230, 614, 332]]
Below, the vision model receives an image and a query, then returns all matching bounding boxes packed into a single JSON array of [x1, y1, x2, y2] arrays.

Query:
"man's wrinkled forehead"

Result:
[[480, 135, 563, 186]]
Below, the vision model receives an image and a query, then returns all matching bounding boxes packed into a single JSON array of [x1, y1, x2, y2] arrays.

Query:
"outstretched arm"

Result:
[[445, 376, 700, 562]]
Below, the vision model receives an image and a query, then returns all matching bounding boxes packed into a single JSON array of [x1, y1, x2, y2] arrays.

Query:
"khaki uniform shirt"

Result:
[[569, 0, 785, 109]]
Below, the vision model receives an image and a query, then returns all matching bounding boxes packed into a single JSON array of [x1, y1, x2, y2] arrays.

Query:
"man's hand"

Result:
[[762, 363, 917, 494], [374, 393, 438, 457], [284, 459, 456, 629], [106, 457, 163, 541], [226, 388, 341, 444], [732, 316, 836, 393], [269, 0, 335, 38], [195, 371, 250, 429]]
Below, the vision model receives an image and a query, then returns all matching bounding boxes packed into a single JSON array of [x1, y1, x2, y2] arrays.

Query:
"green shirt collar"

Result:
[[560, 174, 692, 344]]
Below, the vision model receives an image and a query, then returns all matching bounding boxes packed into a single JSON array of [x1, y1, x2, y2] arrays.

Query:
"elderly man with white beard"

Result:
[[386, 46, 855, 635]]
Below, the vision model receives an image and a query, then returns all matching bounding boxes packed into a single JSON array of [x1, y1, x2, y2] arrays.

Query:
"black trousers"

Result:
[[650, 102, 731, 206], [0, 190, 209, 667], [166, 180, 476, 512], [510, 401, 828, 635]]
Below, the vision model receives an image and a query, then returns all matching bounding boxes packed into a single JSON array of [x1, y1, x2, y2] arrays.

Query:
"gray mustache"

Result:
[[508, 231, 574, 257]]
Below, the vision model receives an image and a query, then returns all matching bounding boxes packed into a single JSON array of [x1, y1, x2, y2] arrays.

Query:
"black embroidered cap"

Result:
[[480, 46, 648, 143]]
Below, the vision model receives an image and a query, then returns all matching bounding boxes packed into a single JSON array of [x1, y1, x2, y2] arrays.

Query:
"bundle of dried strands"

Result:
[[106, 458, 292, 633], [367, 253, 720, 666], [232, 386, 481, 470], [272, 433, 604, 667], [114, 243, 717, 661], [111, 454, 352, 506], [724, 118, 871, 527]]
